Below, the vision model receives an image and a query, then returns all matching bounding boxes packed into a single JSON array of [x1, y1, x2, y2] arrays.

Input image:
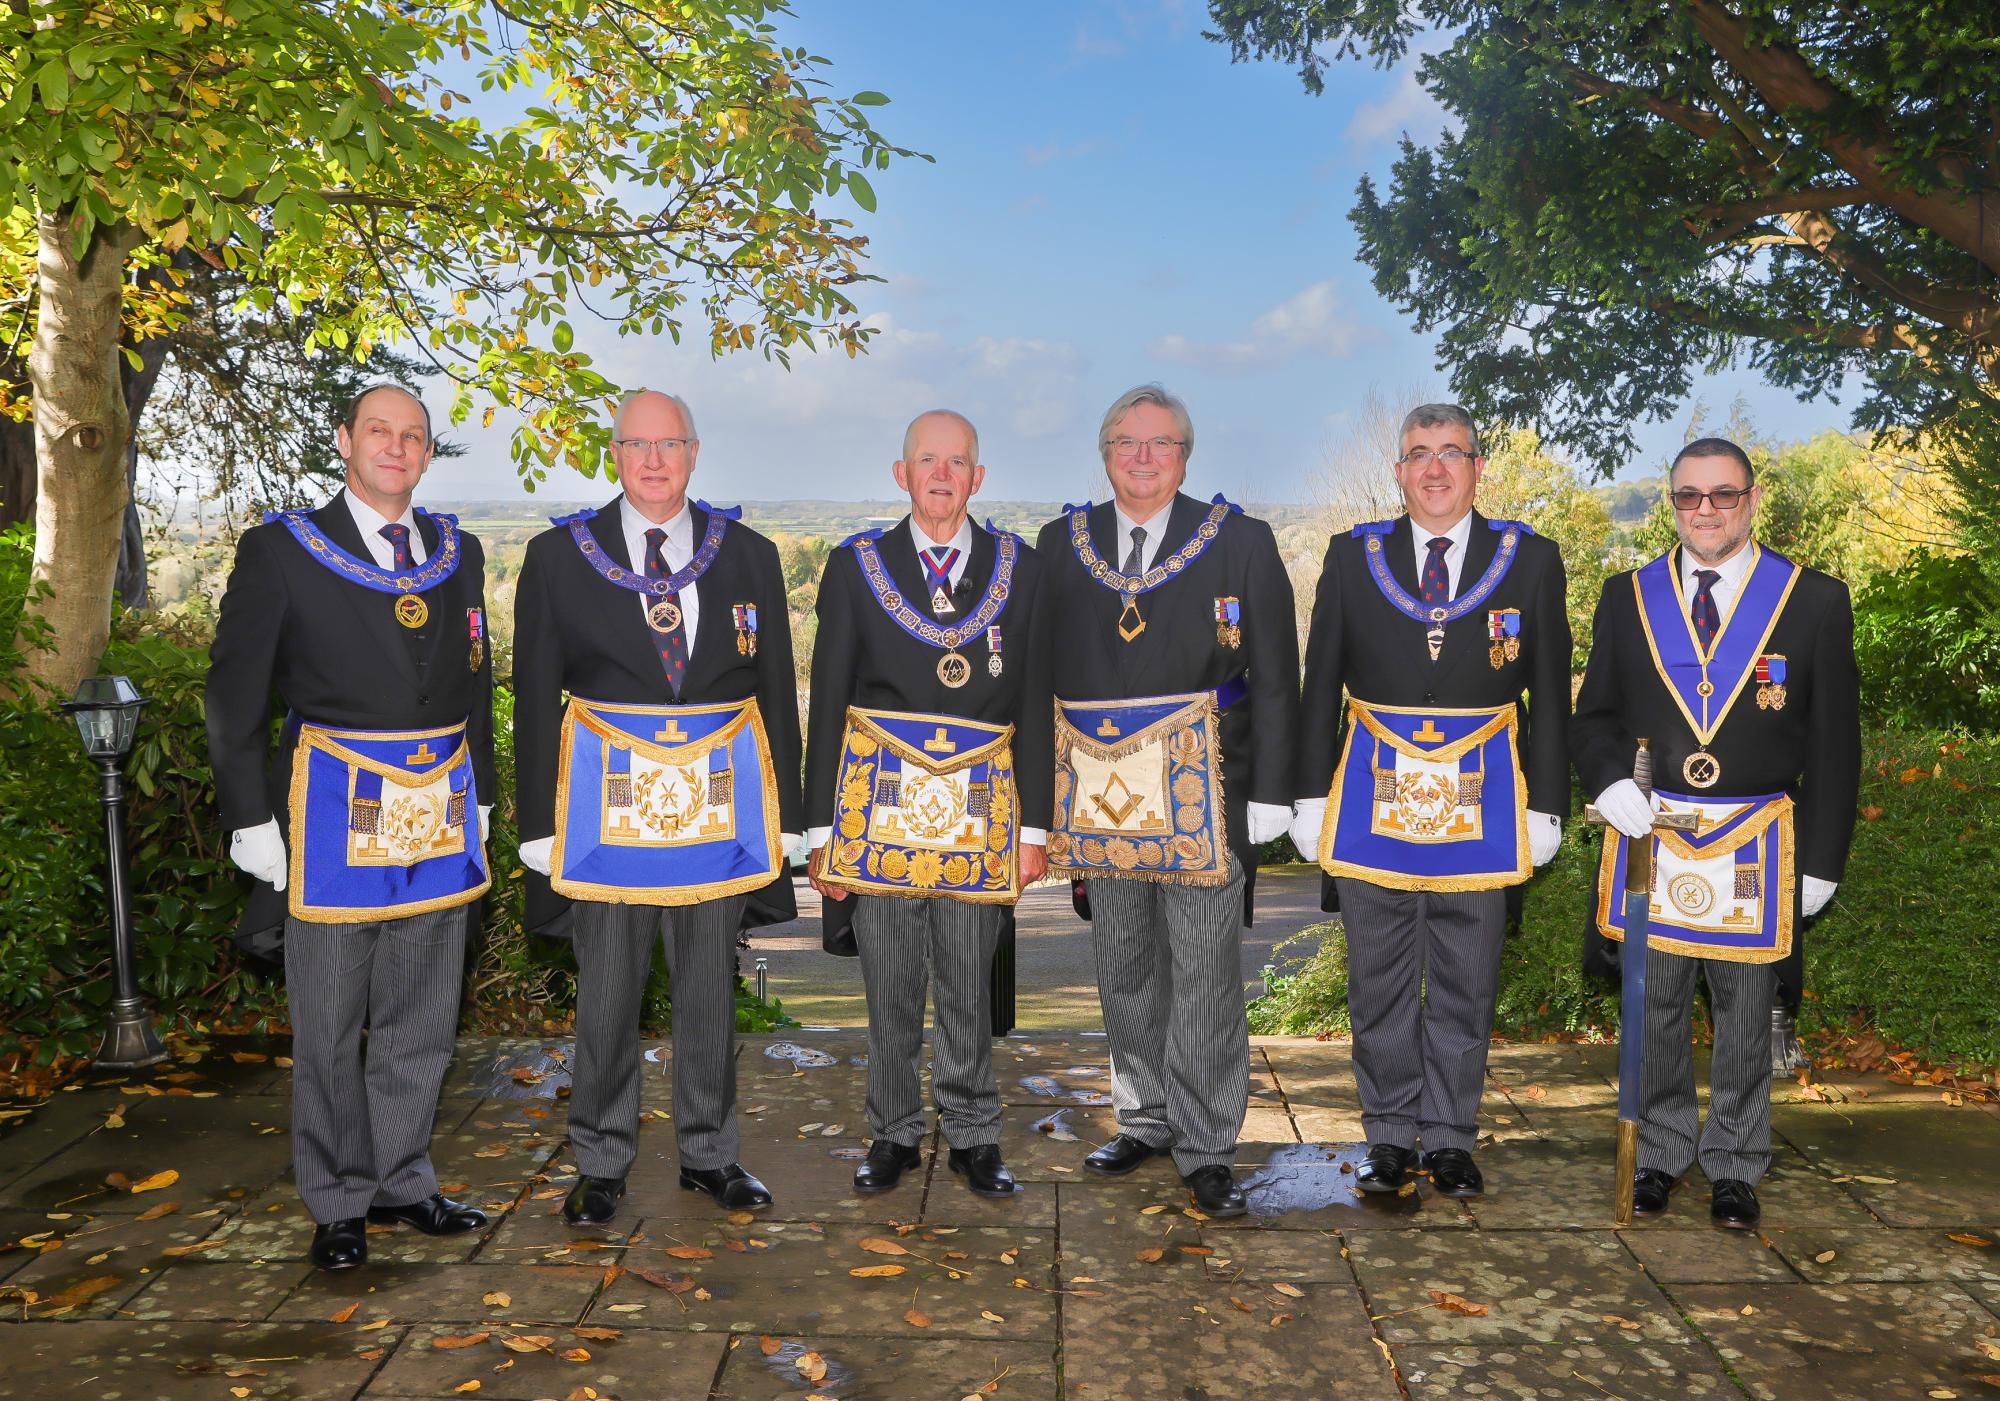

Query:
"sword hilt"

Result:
[[1632, 737, 1652, 798]]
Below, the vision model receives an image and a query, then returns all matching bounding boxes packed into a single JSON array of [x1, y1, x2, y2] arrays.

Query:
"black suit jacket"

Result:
[[1572, 547, 1861, 883], [1298, 512, 1572, 812], [803, 518, 1054, 834], [1034, 492, 1300, 916], [513, 497, 804, 933], [206, 490, 495, 949]]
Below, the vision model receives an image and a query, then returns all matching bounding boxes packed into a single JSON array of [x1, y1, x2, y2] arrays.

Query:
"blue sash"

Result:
[[286, 721, 488, 923], [1047, 688, 1234, 886], [267, 507, 463, 596], [1353, 517, 1529, 657], [551, 696, 781, 905], [1595, 789, 1795, 963], [1318, 699, 1528, 891], [817, 708, 1019, 903], [554, 501, 734, 602], [1633, 544, 1800, 757], [851, 530, 1017, 649]]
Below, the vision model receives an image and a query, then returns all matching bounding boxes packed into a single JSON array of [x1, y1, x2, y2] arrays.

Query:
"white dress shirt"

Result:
[[1678, 538, 1756, 624], [344, 491, 427, 567], [911, 515, 975, 597], [621, 495, 700, 659], [1112, 502, 1173, 574], [1409, 509, 1474, 598]]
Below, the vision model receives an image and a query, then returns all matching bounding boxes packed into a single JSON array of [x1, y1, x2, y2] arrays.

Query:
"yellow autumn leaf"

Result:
[[134, 1202, 179, 1222], [980, 1309, 1005, 1322], [759, 1335, 782, 1355], [483, 1291, 512, 1308], [329, 1302, 359, 1324], [501, 1334, 555, 1352], [453, 1383, 480, 1394], [664, 1245, 713, 1260], [1813, 1250, 1837, 1264], [849, 1264, 906, 1277], [858, 1237, 909, 1256], [431, 1332, 490, 1349], [130, 1170, 179, 1193], [1273, 1282, 1306, 1298]]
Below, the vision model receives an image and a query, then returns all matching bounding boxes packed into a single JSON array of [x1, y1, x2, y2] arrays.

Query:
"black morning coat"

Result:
[[512, 497, 803, 936], [1034, 491, 1301, 922], [1571, 546, 1861, 992], [1297, 511, 1572, 910], [802, 517, 1055, 955], [205, 490, 496, 955]]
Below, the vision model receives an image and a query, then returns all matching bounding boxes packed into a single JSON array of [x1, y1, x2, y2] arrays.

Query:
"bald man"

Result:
[[514, 390, 804, 1220]]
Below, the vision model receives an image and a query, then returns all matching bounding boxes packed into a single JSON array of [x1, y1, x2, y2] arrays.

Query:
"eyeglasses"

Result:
[[612, 436, 695, 457], [1396, 448, 1477, 467], [1668, 486, 1750, 511], [1107, 436, 1185, 457]]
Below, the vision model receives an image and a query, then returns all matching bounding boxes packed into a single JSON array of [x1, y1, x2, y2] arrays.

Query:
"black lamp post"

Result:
[[60, 674, 168, 1068]]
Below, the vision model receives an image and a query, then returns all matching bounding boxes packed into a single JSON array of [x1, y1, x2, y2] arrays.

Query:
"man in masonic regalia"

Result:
[[1575, 436, 1859, 1229], [207, 383, 495, 1270], [514, 389, 804, 1221], [1290, 403, 1570, 1201]]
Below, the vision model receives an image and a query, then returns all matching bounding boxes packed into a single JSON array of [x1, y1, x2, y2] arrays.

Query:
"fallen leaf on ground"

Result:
[[1852, 1174, 1898, 1185], [980, 1309, 1005, 1322], [1600, 1313, 1641, 1330], [231, 1389, 250, 1398], [905, 1307, 931, 1328], [501, 1333, 555, 1352], [452, 1383, 479, 1394], [329, 1303, 360, 1324], [795, 1351, 828, 1382], [134, 1201, 179, 1222], [859, 1236, 910, 1256], [1229, 1296, 1252, 1313], [1273, 1282, 1305, 1298], [571, 1326, 621, 1340], [38, 1275, 122, 1313], [130, 1170, 179, 1193], [1270, 1313, 1293, 1326], [431, 1333, 490, 1349], [759, 1335, 782, 1356], [1948, 1234, 1992, 1248], [1140, 1204, 1167, 1215], [483, 1291, 512, 1308], [727, 1211, 755, 1225], [850, 1264, 906, 1277], [663, 1245, 712, 1260], [159, 1240, 222, 1257], [1135, 1247, 1165, 1263], [1814, 1250, 1837, 1264], [1428, 1290, 1488, 1317], [559, 1347, 590, 1362]]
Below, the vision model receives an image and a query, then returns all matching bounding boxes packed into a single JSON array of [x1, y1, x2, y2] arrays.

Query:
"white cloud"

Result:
[[1150, 281, 1371, 373], [1343, 32, 1457, 152]]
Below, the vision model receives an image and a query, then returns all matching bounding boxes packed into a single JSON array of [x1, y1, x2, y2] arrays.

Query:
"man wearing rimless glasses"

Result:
[[1573, 437, 1859, 1230]]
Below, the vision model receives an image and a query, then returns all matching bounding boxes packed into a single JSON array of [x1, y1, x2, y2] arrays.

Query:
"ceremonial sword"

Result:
[[1583, 738, 1698, 1225]]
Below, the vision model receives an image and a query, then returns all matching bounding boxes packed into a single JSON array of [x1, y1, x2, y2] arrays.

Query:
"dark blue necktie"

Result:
[[379, 523, 415, 572], [1419, 536, 1451, 605], [1691, 569, 1722, 652], [645, 528, 689, 695]]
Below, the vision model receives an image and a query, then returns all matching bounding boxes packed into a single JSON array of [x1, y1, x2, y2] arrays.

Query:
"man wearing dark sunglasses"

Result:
[[1573, 436, 1859, 1230]]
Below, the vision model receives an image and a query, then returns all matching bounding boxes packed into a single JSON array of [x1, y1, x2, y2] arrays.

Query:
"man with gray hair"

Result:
[[1036, 384, 1299, 1216], [1292, 402, 1570, 1200], [514, 388, 804, 1220]]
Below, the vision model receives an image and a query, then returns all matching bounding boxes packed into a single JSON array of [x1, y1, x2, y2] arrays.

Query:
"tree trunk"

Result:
[[12, 211, 141, 698], [0, 416, 31, 530]]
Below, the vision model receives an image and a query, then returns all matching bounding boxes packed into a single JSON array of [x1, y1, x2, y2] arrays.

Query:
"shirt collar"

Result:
[[621, 494, 693, 551], [1113, 499, 1174, 554], [343, 489, 417, 542], [910, 515, 974, 560], [1678, 538, 1757, 593], [1411, 509, 1475, 555]]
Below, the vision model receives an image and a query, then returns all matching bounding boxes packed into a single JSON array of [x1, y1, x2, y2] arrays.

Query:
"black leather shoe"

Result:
[[562, 1175, 627, 1225], [368, 1193, 489, 1235], [1181, 1165, 1248, 1218], [947, 1145, 1017, 1198], [1710, 1178, 1761, 1230], [680, 1162, 774, 1211], [1422, 1148, 1484, 1198], [309, 1217, 367, 1270], [853, 1139, 923, 1194], [1632, 1168, 1677, 1218], [1082, 1133, 1160, 1177], [1355, 1143, 1419, 1195]]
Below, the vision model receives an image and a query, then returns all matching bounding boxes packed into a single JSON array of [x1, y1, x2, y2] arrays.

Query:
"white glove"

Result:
[[1802, 876, 1837, 917], [1246, 801, 1290, 846], [478, 804, 491, 842], [1290, 799, 1326, 862], [781, 832, 809, 864], [518, 836, 553, 876], [1593, 779, 1660, 841], [1528, 810, 1561, 867], [229, 819, 288, 891], [808, 825, 832, 851]]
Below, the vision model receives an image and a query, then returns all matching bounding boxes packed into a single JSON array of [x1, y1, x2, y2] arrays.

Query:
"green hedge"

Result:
[[1251, 727, 2000, 1068], [0, 527, 790, 1060]]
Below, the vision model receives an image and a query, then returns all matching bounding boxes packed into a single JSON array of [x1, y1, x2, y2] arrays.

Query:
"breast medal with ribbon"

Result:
[[1595, 789, 1796, 962], [267, 506, 463, 630], [1354, 517, 1529, 662], [1046, 676, 1247, 887], [1633, 545, 1801, 790], [1316, 698, 1530, 891], [286, 719, 490, 922], [550, 696, 782, 905], [1486, 608, 1521, 669], [1067, 497, 1236, 643], [849, 530, 1017, 689], [817, 706, 1019, 902], [554, 501, 734, 632]]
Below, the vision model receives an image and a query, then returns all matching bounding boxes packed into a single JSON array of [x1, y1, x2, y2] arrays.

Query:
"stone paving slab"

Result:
[[4, 1032, 1998, 1400]]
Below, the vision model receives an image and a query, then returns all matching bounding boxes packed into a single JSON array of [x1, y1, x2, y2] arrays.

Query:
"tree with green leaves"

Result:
[[1206, 0, 2000, 502], [2, 0, 915, 694]]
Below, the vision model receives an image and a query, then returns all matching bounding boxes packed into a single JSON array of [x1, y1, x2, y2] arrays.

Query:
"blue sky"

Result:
[[422, 0, 1847, 506]]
